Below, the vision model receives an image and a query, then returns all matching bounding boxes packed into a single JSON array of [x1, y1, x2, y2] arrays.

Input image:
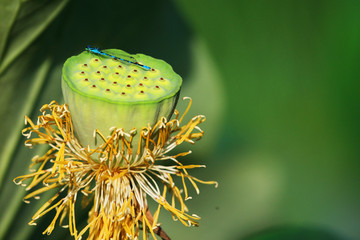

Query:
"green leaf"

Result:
[[0, 0, 69, 74], [0, 1, 69, 239], [0, 0, 20, 61]]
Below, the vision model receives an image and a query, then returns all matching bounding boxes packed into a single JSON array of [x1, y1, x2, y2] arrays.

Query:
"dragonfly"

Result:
[[85, 46, 151, 70]]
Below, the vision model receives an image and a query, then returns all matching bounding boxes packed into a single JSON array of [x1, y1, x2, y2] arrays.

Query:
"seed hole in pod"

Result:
[[92, 85, 96, 88], [84, 78, 88, 81], [101, 78, 105, 81], [95, 59, 99, 62], [83, 64, 88, 67], [115, 72, 119, 75], [113, 81, 117, 84], [155, 85, 159, 89], [106, 89, 110, 92], [127, 84, 131, 87], [127, 75, 131, 78], [152, 69, 155, 71], [139, 83, 143, 86], [140, 90, 144, 94], [81, 71, 85, 74], [103, 66, 107, 68], [144, 77, 148, 80], [160, 77, 164, 81], [134, 70, 138, 73], [96, 71, 100, 74], [118, 65, 122, 68], [121, 92, 125, 95]]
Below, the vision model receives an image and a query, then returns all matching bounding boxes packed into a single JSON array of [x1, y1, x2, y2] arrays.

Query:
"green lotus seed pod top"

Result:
[[62, 48, 182, 152]]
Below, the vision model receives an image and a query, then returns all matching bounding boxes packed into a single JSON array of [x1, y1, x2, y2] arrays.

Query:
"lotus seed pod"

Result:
[[62, 48, 182, 153]]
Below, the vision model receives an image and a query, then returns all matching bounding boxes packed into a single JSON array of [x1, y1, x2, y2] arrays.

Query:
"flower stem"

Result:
[[146, 209, 171, 240]]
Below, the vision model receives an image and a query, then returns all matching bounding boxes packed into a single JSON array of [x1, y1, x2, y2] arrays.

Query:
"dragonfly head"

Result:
[[85, 45, 101, 54]]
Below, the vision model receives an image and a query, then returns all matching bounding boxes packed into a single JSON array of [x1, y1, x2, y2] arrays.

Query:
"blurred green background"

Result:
[[0, 0, 359, 239]]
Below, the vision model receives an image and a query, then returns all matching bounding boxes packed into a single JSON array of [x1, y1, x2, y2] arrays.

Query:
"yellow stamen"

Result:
[[15, 99, 217, 239]]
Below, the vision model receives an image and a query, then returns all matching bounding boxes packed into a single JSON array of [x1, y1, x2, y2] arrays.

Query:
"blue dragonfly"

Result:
[[85, 46, 151, 70]]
